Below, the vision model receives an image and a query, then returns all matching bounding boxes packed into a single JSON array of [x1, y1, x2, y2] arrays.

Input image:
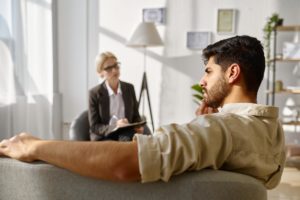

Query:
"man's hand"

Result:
[[0, 132, 39, 162], [195, 102, 218, 116]]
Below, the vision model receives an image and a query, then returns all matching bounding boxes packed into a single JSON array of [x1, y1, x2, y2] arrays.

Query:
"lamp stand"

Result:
[[138, 48, 154, 132]]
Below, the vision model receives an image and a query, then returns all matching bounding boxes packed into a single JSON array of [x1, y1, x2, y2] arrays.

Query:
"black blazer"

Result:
[[88, 81, 141, 141]]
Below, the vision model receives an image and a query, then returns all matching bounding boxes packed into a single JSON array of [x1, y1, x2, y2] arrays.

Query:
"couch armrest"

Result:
[[0, 158, 266, 200]]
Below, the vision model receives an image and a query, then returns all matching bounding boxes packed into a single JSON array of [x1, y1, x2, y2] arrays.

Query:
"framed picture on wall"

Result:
[[143, 8, 166, 24], [186, 31, 211, 50], [217, 9, 236, 34]]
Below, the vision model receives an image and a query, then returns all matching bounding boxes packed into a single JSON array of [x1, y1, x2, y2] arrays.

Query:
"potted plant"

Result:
[[263, 13, 283, 64], [191, 84, 204, 105]]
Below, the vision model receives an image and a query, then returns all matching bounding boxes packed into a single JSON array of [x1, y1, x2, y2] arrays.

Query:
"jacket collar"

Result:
[[220, 103, 278, 118], [105, 81, 122, 96]]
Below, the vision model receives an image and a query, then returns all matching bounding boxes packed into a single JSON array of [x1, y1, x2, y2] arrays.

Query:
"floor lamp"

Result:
[[127, 22, 163, 132]]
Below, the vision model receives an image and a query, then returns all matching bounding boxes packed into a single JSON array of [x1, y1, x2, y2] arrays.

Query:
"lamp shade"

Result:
[[127, 22, 163, 47]]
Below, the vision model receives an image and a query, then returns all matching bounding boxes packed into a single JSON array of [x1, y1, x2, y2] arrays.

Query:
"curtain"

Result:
[[0, 0, 61, 140]]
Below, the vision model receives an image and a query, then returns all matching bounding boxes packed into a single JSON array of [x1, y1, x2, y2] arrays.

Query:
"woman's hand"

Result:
[[116, 118, 129, 127], [134, 126, 144, 134]]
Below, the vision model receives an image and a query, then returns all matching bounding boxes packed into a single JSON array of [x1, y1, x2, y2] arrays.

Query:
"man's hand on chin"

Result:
[[0, 132, 39, 162], [195, 101, 219, 116]]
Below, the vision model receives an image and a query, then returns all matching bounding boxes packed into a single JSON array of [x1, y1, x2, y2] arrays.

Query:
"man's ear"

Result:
[[226, 63, 241, 84]]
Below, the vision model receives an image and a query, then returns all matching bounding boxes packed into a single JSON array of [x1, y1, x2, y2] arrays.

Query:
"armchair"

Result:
[[69, 110, 151, 141]]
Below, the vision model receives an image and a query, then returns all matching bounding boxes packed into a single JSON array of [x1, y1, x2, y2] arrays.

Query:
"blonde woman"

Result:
[[88, 52, 144, 141]]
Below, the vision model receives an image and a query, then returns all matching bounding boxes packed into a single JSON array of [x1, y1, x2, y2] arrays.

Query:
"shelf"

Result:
[[266, 89, 300, 94], [269, 58, 300, 62], [266, 25, 300, 105], [282, 121, 300, 126], [276, 25, 300, 32]]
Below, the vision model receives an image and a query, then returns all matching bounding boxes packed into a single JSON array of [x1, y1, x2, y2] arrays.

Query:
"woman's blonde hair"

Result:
[[95, 51, 117, 73]]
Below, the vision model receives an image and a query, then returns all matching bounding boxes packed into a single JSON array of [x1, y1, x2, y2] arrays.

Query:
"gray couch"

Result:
[[0, 157, 267, 200]]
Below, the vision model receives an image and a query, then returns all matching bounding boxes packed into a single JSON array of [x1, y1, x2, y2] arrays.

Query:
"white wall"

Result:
[[58, 0, 300, 132], [57, 0, 88, 122], [94, 0, 166, 129]]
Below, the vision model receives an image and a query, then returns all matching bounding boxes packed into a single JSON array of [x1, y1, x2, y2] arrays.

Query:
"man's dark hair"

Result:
[[202, 35, 265, 93]]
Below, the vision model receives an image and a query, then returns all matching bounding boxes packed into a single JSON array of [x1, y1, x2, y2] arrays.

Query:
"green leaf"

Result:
[[191, 84, 204, 104], [191, 84, 203, 93], [193, 99, 200, 105], [193, 94, 203, 100], [263, 13, 283, 64]]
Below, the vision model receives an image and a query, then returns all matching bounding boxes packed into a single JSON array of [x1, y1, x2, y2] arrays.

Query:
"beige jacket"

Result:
[[134, 103, 286, 189]]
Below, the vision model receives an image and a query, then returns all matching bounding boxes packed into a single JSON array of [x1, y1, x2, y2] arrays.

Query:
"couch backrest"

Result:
[[0, 158, 267, 200]]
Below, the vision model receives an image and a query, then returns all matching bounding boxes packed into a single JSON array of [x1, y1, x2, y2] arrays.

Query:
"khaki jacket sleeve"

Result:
[[134, 115, 233, 183]]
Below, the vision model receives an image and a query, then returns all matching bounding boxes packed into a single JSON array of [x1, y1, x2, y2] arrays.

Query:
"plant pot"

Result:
[[277, 18, 283, 26]]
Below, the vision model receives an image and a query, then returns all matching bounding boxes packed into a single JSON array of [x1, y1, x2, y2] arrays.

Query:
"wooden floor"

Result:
[[268, 167, 300, 200]]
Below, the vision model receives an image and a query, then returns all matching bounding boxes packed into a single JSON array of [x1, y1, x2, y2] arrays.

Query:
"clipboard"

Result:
[[110, 120, 146, 133]]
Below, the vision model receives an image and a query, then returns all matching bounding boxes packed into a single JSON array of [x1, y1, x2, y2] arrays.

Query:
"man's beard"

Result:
[[203, 76, 230, 108]]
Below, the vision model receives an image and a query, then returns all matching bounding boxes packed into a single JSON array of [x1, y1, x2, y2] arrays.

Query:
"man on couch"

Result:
[[0, 35, 285, 189]]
